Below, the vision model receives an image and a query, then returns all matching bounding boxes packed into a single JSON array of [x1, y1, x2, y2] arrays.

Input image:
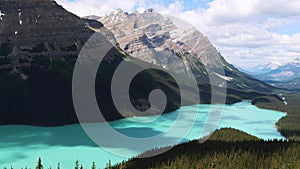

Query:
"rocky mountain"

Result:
[[98, 9, 275, 93], [256, 58, 300, 82], [0, 0, 194, 126], [240, 62, 283, 75], [0, 0, 117, 69], [0, 1, 278, 126], [252, 58, 300, 91]]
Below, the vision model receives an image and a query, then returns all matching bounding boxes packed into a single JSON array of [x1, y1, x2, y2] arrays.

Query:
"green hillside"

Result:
[[113, 128, 300, 169]]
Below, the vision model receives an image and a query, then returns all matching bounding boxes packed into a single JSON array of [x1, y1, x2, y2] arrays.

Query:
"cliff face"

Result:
[[0, 0, 88, 53], [100, 9, 210, 82], [100, 9, 224, 67], [0, 0, 118, 71]]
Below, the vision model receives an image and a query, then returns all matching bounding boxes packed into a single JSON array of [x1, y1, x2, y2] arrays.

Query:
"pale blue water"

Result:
[[0, 101, 286, 168]]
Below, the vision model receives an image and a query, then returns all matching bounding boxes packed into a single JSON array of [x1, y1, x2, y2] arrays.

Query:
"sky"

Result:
[[56, 0, 300, 68]]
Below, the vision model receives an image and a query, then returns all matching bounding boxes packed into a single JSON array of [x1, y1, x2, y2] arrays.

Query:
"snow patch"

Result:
[[0, 10, 5, 21], [213, 72, 233, 81], [21, 74, 29, 80], [191, 37, 200, 51], [18, 10, 22, 25], [218, 82, 226, 88], [265, 61, 283, 70], [227, 66, 233, 71]]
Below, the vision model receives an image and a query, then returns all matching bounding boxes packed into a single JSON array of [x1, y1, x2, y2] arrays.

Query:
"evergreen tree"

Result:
[[75, 160, 79, 169], [91, 161, 96, 169], [36, 158, 43, 169], [119, 160, 126, 169], [106, 160, 111, 169]]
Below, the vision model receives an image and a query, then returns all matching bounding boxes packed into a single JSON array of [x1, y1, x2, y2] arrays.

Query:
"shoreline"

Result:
[[251, 93, 300, 140], [0, 100, 289, 168], [253, 106, 288, 140]]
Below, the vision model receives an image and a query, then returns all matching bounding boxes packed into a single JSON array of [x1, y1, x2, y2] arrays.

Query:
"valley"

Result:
[[0, 0, 299, 168], [0, 0, 278, 127], [242, 58, 300, 91]]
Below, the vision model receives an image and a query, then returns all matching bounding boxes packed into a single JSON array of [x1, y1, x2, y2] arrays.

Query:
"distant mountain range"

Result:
[[256, 58, 300, 81], [241, 58, 300, 91], [239, 62, 283, 75], [0, 1, 278, 126]]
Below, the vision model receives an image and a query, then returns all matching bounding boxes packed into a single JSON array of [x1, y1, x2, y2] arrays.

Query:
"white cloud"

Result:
[[160, 1, 185, 14], [163, 0, 300, 67], [202, 0, 300, 26], [56, 0, 147, 16], [56, 0, 300, 68]]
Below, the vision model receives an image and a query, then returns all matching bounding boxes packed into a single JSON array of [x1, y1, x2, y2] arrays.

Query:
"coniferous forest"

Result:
[[114, 128, 300, 169]]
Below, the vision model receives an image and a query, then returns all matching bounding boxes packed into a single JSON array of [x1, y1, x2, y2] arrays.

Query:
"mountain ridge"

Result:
[[94, 9, 276, 93], [0, 0, 189, 126], [239, 61, 283, 75], [250, 58, 300, 91], [0, 2, 279, 126]]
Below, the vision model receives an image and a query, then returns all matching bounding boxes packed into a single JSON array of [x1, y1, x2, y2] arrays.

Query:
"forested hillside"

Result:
[[113, 128, 299, 169]]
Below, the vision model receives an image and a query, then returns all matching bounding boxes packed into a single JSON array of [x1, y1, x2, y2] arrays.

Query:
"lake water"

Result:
[[0, 101, 286, 168]]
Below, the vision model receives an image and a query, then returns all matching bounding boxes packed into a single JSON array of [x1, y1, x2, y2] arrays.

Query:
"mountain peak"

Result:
[[99, 9, 225, 69], [144, 8, 156, 13], [265, 61, 283, 70], [291, 58, 300, 64], [255, 58, 300, 82], [94, 10, 274, 92], [116, 8, 124, 14]]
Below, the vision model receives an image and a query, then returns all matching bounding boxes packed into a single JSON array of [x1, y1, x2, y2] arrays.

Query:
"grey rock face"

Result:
[[98, 9, 274, 92], [100, 9, 218, 81]]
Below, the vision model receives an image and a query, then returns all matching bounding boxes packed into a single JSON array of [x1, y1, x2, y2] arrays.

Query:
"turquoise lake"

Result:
[[0, 101, 286, 168]]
